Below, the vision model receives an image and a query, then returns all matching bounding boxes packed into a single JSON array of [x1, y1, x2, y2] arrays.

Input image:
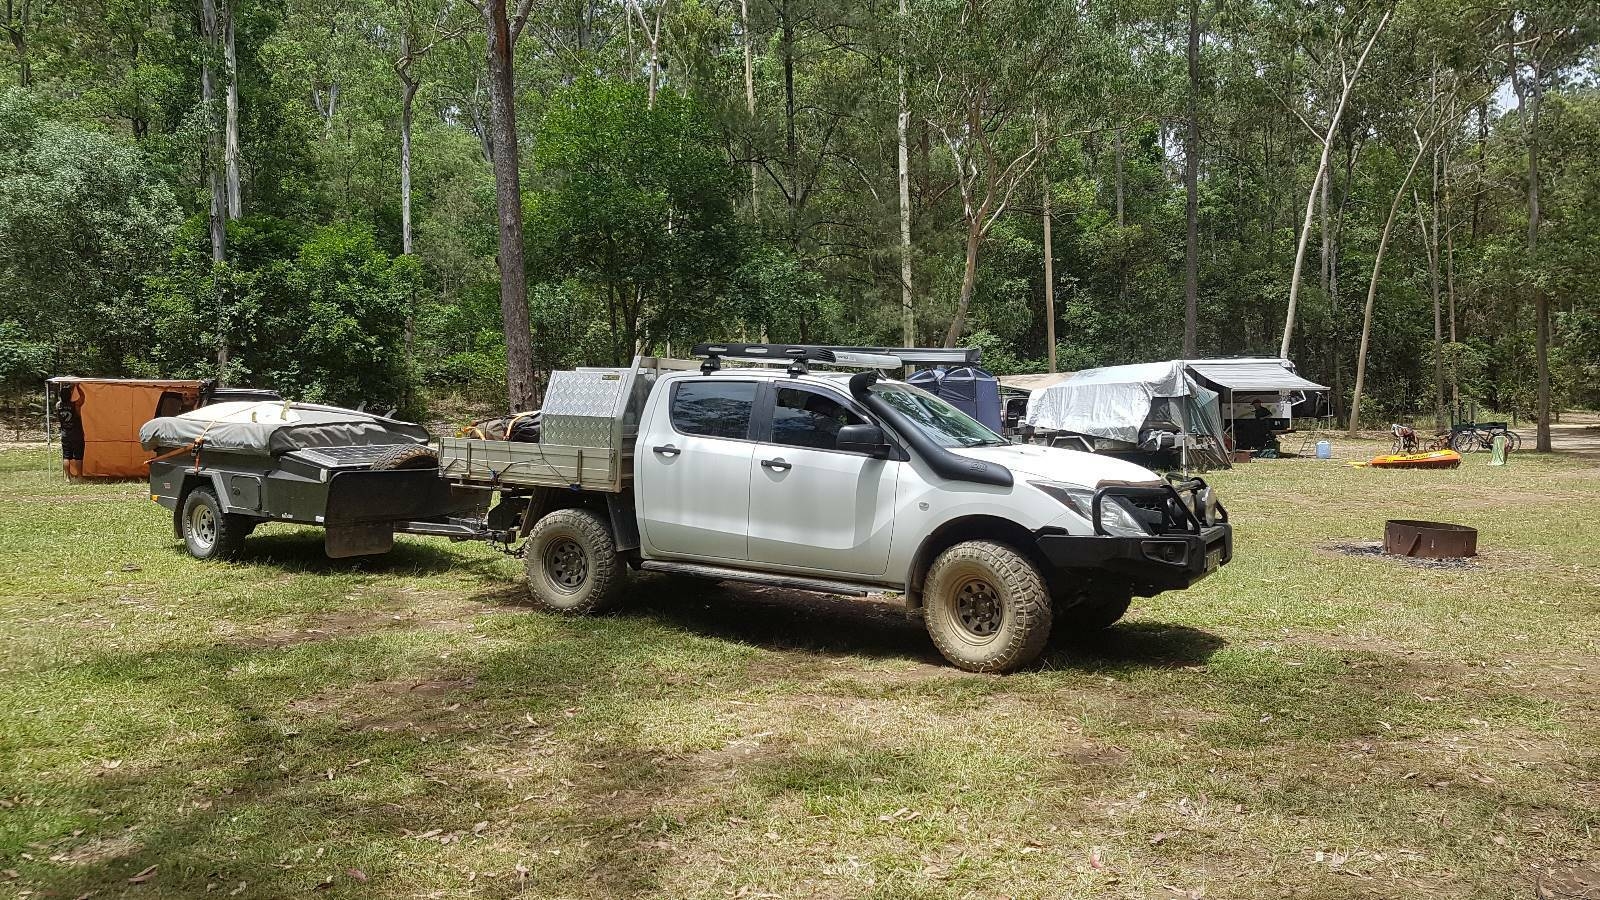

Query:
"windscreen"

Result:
[[871, 383, 1006, 448]]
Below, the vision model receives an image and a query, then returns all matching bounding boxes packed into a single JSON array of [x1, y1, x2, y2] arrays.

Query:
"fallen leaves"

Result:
[[876, 807, 921, 823], [127, 864, 158, 884]]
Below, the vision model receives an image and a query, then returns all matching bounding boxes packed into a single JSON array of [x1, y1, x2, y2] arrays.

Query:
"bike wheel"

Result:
[[1450, 430, 1479, 453], [1501, 430, 1522, 452]]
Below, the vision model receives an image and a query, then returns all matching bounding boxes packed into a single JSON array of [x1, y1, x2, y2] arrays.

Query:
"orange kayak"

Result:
[[1367, 449, 1462, 470]]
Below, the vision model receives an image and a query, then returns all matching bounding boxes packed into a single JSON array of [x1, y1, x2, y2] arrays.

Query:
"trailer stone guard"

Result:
[[142, 345, 1235, 673]]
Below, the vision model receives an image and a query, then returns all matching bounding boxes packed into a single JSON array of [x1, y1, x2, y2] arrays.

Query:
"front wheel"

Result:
[[523, 508, 625, 615], [922, 541, 1052, 673]]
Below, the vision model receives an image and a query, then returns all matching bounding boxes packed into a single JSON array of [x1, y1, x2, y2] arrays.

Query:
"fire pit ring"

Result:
[[1384, 519, 1477, 559]]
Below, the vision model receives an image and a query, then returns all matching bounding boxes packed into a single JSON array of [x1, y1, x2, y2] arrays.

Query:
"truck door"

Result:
[[745, 384, 901, 577], [636, 378, 758, 561]]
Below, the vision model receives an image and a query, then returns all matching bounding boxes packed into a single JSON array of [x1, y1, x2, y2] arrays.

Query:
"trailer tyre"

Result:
[[923, 541, 1052, 673], [524, 508, 625, 614], [180, 486, 249, 560], [369, 444, 439, 470]]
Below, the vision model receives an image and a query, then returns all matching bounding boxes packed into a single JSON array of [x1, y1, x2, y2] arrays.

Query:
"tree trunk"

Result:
[[1526, 68, 1549, 451], [1443, 151, 1458, 407], [1182, 0, 1200, 357], [223, 1, 241, 219], [945, 221, 982, 347], [200, 0, 228, 376], [484, 0, 535, 411], [742, 0, 758, 215], [400, 75, 418, 255], [1417, 179, 1444, 429], [1348, 138, 1429, 437], [1113, 127, 1125, 228], [896, 0, 913, 349], [1042, 157, 1056, 373], [1279, 7, 1390, 359], [4, 0, 30, 87]]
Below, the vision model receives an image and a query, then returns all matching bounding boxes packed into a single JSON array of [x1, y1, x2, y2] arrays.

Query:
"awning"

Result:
[[1184, 359, 1328, 392]]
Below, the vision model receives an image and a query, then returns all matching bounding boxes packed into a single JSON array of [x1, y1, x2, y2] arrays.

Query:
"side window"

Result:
[[771, 387, 865, 450], [670, 381, 757, 439]]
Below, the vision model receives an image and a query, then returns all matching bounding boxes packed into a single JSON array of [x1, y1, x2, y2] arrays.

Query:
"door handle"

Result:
[[760, 458, 791, 472], [652, 444, 680, 457]]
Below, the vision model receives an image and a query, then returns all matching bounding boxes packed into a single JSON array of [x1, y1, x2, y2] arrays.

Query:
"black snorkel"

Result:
[[849, 371, 1013, 488]]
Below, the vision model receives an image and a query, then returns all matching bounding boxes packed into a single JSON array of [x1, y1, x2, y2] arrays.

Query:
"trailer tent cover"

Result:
[[1023, 360, 1225, 446], [140, 401, 429, 456]]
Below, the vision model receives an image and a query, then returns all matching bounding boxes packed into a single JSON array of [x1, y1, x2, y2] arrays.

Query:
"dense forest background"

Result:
[[0, 0, 1596, 440]]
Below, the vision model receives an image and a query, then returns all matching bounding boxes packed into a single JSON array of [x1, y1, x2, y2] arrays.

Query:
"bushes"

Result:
[[147, 221, 420, 410]]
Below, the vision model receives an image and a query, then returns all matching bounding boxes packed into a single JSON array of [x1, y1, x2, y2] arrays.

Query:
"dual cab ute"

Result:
[[142, 344, 1232, 672]]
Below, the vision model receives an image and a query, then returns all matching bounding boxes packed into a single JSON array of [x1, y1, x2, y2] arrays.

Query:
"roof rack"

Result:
[[691, 343, 903, 376], [690, 343, 978, 376]]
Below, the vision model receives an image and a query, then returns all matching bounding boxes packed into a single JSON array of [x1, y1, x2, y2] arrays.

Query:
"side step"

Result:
[[638, 560, 878, 597]]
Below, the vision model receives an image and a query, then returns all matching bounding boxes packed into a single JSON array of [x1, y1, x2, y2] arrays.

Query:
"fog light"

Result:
[[1141, 540, 1188, 564]]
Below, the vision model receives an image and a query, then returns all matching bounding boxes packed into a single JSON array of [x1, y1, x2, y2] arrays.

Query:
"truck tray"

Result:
[[438, 438, 626, 491]]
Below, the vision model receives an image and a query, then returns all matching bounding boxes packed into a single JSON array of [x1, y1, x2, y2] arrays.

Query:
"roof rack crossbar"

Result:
[[690, 343, 907, 373]]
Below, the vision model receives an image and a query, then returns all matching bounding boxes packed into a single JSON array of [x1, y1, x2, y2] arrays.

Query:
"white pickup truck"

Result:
[[436, 344, 1232, 673], [147, 344, 1231, 673]]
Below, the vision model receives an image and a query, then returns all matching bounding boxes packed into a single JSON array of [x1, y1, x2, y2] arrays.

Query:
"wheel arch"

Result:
[[172, 471, 230, 538], [903, 514, 1049, 609]]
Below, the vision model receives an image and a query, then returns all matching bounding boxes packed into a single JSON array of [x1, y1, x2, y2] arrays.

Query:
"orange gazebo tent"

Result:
[[49, 378, 204, 478]]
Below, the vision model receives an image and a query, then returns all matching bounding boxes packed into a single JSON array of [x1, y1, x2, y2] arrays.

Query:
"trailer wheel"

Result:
[[369, 444, 439, 470], [524, 508, 625, 614], [922, 541, 1052, 673], [180, 486, 249, 560]]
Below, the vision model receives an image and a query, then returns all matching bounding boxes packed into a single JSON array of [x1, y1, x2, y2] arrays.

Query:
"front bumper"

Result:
[[1036, 522, 1232, 591], [1035, 476, 1233, 592]]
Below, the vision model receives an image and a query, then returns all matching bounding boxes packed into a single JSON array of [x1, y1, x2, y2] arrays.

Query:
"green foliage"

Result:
[[146, 221, 419, 408], [0, 88, 180, 385], [527, 79, 741, 362]]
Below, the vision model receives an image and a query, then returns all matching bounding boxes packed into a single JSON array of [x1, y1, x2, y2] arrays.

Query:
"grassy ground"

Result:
[[1, 437, 1597, 900]]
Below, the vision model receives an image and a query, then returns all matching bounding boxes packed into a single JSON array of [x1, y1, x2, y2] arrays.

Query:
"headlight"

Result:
[[1029, 481, 1149, 537]]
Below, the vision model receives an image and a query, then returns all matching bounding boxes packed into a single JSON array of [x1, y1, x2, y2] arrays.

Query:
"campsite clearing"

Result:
[[1, 437, 1597, 899]]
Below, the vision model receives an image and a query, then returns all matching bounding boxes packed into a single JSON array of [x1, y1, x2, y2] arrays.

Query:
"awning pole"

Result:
[[43, 380, 51, 447]]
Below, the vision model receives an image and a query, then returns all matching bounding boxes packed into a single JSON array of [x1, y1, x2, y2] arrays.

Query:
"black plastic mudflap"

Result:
[[323, 470, 486, 558]]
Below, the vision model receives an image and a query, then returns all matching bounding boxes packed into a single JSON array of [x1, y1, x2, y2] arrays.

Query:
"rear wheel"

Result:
[[180, 487, 249, 560], [1449, 430, 1479, 453], [524, 508, 625, 614], [923, 541, 1052, 673]]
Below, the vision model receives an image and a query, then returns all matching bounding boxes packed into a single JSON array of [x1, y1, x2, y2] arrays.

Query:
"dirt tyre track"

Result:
[[922, 540, 1052, 673]]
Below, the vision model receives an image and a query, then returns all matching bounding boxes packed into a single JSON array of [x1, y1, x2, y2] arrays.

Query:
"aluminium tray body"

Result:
[[438, 356, 695, 492]]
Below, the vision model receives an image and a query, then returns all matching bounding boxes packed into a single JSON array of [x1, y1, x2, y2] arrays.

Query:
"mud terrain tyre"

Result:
[[369, 444, 440, 470], [923, 541, 1052, 673], [524, 508, 625, 614], [180, 486, 250, 560]]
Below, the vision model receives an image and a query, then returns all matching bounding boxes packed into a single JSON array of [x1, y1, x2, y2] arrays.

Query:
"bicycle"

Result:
[[1448, 422, 1521, 453]]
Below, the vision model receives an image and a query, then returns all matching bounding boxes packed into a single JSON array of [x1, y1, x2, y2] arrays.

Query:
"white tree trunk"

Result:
[[223, 0, 241, 219], [896, 0, 913, 350], [400, 78, 417, 255], [1348, 136, 1428, 437], [742, 0, 758, 215], [1279, 7, 1390, 359]]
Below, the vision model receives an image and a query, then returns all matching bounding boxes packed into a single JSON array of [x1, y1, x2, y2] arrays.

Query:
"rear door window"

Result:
[[769, 386, 865, 451], [670, 381, 758, 440]]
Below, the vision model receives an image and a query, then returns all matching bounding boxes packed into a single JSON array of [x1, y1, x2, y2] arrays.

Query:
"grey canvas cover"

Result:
[[139, 401, 429, 456]]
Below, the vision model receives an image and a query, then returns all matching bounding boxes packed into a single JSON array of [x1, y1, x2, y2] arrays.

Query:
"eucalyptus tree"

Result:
[[909, 0, 1074, 347]]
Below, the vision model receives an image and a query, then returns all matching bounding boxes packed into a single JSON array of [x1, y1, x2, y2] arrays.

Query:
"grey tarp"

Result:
[[1023, 360, 1225, 447], [139, 401, 429, 456]]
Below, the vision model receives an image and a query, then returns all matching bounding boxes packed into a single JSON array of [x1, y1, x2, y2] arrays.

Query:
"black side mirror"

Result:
[[836, 423, 891, 458]]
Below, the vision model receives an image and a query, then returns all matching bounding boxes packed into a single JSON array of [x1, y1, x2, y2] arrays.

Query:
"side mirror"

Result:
[[836, 423, 891, 458]]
